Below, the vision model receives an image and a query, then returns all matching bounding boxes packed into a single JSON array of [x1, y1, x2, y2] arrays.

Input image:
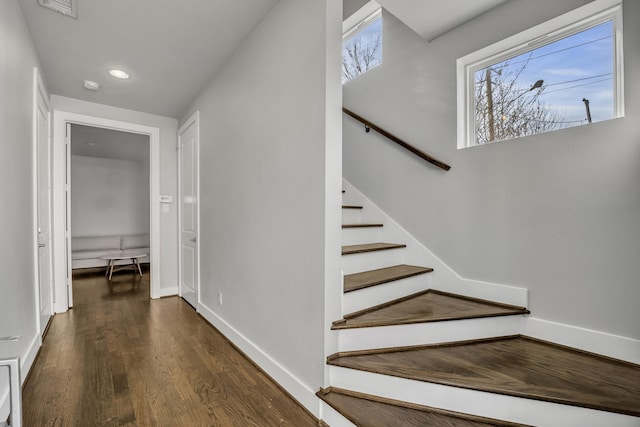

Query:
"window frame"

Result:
[[342, 1, 382, 83], [343, 1, 381, 41], [456, 0, 624, 149]]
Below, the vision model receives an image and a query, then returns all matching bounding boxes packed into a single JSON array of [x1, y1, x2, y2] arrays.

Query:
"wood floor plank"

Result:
[[327, 336, 640, 417], [318, 387, 531, 427], [342, 242, 406, 255], [344, 264, 433, 293], [22, 270, 319, 426], [332, 290, 528, 329]]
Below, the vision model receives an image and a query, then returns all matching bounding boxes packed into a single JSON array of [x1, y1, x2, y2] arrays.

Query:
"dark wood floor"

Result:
[[22, 269, 319, 426]]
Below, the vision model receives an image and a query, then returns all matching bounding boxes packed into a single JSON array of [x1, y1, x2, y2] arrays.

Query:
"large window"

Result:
[[457, 0, 623, 148], [342, 1, 382, 83]]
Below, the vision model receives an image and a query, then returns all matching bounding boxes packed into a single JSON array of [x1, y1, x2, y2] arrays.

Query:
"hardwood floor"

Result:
[[22, 269, 319, 426]]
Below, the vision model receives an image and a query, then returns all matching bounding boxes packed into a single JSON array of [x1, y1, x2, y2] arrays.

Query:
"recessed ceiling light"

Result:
[[83, 80, 100, 91], [108, 69, 130, 79]]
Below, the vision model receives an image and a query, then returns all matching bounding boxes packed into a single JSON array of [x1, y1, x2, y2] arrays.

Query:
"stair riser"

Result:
[[341, 208, 362, 224], [342, 250, 405, 275], [336, 316, 525, 352], [343, 274, 430, 313], [329, 367, 639, 427], [320, 401, 357, 427], [342, 227, 382, 246]]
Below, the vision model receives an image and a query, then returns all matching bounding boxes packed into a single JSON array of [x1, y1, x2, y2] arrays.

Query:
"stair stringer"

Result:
[[342, 178, 528, 307], [328, 365, 640, 427]]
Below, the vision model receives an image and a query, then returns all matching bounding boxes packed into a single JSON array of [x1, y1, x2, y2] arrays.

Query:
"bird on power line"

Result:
[[529, 79, 544, 91]]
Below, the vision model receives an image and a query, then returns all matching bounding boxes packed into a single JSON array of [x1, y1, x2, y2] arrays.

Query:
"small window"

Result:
[[342, 1, 382, 83], [457, 0, 623, 148]]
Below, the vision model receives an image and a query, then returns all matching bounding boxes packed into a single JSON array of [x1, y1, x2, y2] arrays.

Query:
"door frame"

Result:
[[52, 112, 161, 312], [177, 111, 200, 309], [31, 68, 53, 339]]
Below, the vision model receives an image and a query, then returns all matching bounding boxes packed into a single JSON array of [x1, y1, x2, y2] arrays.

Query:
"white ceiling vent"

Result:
[[37, 0, 77, 18]]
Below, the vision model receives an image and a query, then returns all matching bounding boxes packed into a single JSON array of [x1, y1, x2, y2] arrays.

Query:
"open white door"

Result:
[[178, 112, 199, 309], [34, 69, 54, 334]]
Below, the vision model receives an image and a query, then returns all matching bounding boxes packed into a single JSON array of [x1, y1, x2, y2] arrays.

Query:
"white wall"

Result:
[[180, 0, 342, 415], [343, 0, 640, 339], [71, 155, 150, 237], [51, 96, 179, 295], [0, 0, 44, 420]]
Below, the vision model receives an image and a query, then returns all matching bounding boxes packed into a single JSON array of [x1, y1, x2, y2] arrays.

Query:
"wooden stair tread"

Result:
[[342, 223, 383, 228], [342, 242, 406, 255], [318, 387, 530, 427], [327, 336, 640, 417], [332, 290, 528, 329], [342, 205, 363, 209], [344, 264, 433, 293]]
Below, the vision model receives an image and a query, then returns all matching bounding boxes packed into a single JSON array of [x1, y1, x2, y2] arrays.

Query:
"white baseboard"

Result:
[[157, 286, 178, 298], [197, 302, 321, 418], [524, 317, 640, 364]]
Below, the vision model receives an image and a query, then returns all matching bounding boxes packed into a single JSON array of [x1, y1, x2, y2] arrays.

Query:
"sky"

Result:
[[476, 21, 615, 128]]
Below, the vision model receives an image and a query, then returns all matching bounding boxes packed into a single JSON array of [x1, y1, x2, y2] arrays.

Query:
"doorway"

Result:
[[68, 124, 151, 298], [52, 112, 161, 312]]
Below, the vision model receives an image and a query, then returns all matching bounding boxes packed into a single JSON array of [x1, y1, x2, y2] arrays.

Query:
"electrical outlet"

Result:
[[217, 291, 223, 306]]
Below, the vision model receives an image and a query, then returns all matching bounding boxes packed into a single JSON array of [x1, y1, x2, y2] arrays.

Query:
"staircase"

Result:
[[318, 183, 640, 427]]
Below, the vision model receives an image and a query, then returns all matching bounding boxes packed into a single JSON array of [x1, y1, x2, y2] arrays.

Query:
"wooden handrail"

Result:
[[342, 108, 451, 171]]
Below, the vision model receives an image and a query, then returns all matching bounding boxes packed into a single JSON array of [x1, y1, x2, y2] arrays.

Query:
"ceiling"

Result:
[[375, 0, 510, 41], [19, 0, 509, 120], [18, 0, 279, 118], [70, 124, 149, 162]]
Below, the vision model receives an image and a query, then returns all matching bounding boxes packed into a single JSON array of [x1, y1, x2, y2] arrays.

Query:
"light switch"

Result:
[[162, 204, 170, 213]]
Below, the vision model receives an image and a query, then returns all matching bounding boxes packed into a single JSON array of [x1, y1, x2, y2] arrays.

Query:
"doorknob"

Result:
[[190, 237, 197, 242], [38, 243, 46, 248]]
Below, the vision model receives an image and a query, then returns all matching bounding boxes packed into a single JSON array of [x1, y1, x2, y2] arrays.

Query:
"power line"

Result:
[[540, 77, 612, 95], [474, 33, 612, 84], [506, 35, 611, 67], [544, 72, 612, 88]]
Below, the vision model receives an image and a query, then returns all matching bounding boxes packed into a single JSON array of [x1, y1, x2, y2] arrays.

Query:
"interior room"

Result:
[[69, 125, 151, 292]]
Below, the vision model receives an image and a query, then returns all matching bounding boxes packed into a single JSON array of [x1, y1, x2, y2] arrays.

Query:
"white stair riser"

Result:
[[341, 249, 405, 275], [341, 227, 382, 245], [329, 367, 639, 427], [341, 208, 362, 224], [335, 316, 525, 352], [320, 401, 357, 427], [343, 274, 431, 313]]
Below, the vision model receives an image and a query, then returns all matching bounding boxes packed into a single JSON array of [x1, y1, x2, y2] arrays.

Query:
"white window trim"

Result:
[[456, 0, 624, 149], [343, 0, 381, 40]]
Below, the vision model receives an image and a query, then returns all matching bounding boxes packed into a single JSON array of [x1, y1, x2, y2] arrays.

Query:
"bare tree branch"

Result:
[[342, 35, 381, 82], [475, 58, 565, 144]]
